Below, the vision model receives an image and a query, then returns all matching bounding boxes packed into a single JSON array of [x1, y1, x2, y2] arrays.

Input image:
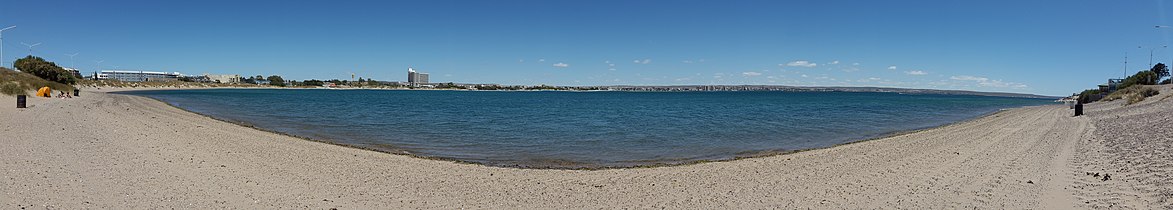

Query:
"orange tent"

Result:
[[36, 86, 52, 97]]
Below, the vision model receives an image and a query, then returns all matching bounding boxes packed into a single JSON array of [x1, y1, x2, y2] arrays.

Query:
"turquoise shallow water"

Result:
[[123, 89, 1052, 168]]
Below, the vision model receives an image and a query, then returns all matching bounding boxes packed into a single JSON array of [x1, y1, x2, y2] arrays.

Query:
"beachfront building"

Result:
[[99, 70, 182, 82], [407, 67, 430, 86], [63, 68, 83, 79], [205, 74, 241, 83]]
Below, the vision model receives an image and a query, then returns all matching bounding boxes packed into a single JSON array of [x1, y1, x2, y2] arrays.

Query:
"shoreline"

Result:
[[110, 88, 1040, 170], [2, 87, 1121, 208]]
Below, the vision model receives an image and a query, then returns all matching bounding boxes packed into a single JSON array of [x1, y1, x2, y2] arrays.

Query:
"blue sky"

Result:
[[1, 0, 1170, 96]]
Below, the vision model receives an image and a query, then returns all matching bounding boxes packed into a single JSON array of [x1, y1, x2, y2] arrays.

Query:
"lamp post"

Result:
[[0, 25, 14, 69], [94, 60, 104, 78], [20, 42, 40, 56], [1159, 25, 1172, 83], [65, 53, 78, 69]]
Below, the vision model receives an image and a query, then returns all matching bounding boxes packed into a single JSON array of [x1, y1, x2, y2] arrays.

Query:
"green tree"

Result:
[[1151, 63, 1169, 79], [1120, 70, 1159, 89], [302, 79, 324, 86], [1077, 89, 1101, 104], [13, 56, 76, 85], [266, 75, 285, 86]]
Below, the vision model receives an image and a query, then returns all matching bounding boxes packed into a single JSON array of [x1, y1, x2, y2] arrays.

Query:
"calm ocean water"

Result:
[[124, 89, 1052, 168]]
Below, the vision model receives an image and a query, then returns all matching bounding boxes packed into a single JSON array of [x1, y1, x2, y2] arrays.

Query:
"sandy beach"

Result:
[[1, 87, 1170, 209]]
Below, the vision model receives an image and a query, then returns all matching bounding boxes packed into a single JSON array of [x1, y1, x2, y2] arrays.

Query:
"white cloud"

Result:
[[604, 60, 611, 64], [887, 65, 897, 70], [552, 62, 569, 68], [538, 58, 546, 62], [608, 68, 616, 71], [828, 60, 840, 65], [853, 63, 860, 66], [742, 71, 762, 76], [905, 70, 927, 75], [633, 59, 651, 64], [950, 75, 1028, 88], [801, 74, 809, 78], [682, 60, 694, 64], [786, 60, 818, 67]]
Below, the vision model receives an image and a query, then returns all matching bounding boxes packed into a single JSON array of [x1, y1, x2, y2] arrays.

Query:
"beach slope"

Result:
[[0, 89, 1131, 209]]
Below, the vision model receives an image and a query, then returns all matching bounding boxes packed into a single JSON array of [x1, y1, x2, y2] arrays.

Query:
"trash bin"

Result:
[[1074, 103, 1083, 116], [73, 89, 79, 96], [16, 95, 26, 108]]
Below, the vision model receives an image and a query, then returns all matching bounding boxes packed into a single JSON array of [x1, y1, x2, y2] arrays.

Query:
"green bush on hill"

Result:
[[14, 56, 77, 85], [1077, 89, 1100, 104], [1119, 70, 1158, 90]]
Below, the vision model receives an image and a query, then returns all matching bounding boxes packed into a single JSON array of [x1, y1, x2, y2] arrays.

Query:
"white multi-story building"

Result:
[[407, 67, 430, 86], [99, 70, 181, 82]]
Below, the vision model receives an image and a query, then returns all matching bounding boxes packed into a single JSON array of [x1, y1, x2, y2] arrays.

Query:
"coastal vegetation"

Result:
[[1103, 85, 1160, 105], [1074, 63, 1169, 104], [0, 67, 75, 96], [266, 75, 285, 86], [1077, 89, 1102, 104], [13, 56, 77, 85]]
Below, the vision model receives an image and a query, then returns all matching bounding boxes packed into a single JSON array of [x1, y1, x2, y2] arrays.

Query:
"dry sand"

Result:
[[0, 87, 1167, 209]]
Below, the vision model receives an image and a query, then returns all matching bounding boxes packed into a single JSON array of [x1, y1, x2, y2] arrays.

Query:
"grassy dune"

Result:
[[0, 67, 75, 96]]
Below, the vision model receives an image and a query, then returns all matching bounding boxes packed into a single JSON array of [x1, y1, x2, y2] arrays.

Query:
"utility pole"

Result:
[[20, 42, 40, 56], [0, 25, 14, 69]]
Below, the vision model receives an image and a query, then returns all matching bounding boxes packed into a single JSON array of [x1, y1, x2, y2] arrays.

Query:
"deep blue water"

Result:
[[123, 89, 1052, 168]]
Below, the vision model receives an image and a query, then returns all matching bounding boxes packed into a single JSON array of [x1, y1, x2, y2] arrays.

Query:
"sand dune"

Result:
[[0, 87, 1166, 208], [1073, 85, 1173, 209]]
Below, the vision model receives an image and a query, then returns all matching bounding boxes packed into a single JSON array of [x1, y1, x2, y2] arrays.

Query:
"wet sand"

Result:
[[0, 87, 1165, 208]]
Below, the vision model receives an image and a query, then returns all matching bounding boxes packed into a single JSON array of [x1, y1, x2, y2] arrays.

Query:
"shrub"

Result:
[[1119, 70, 1159, 90], [1077, 89, 1101, 104], [13, 56, 76, 85], [1104, 85, 1159, 105], [0, 82, 24, 95]]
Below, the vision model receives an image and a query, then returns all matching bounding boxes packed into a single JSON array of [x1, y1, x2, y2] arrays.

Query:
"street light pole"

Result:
[[20, 42, 40, 56], [65, 52, 78, 69], [94, 60, 104, 77], [0, 25, 15, 69]]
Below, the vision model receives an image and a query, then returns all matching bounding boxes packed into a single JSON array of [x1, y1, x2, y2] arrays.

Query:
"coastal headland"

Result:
[[2, 86, 1170, 209]]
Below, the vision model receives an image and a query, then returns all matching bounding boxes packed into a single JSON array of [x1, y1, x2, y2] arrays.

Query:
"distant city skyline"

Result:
[[1, 1, 1171, 96]]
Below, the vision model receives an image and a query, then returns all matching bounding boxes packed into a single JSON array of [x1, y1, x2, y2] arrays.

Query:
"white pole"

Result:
[[65, 53, 78, 69], [95, 60, 104, 77], [21, 42, 40, 56], [0, 25, 14, 69]]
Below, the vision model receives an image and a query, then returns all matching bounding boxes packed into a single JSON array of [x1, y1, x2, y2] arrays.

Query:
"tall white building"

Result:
[[407, 67, 430, 86], [407, 67, 417, 84]]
